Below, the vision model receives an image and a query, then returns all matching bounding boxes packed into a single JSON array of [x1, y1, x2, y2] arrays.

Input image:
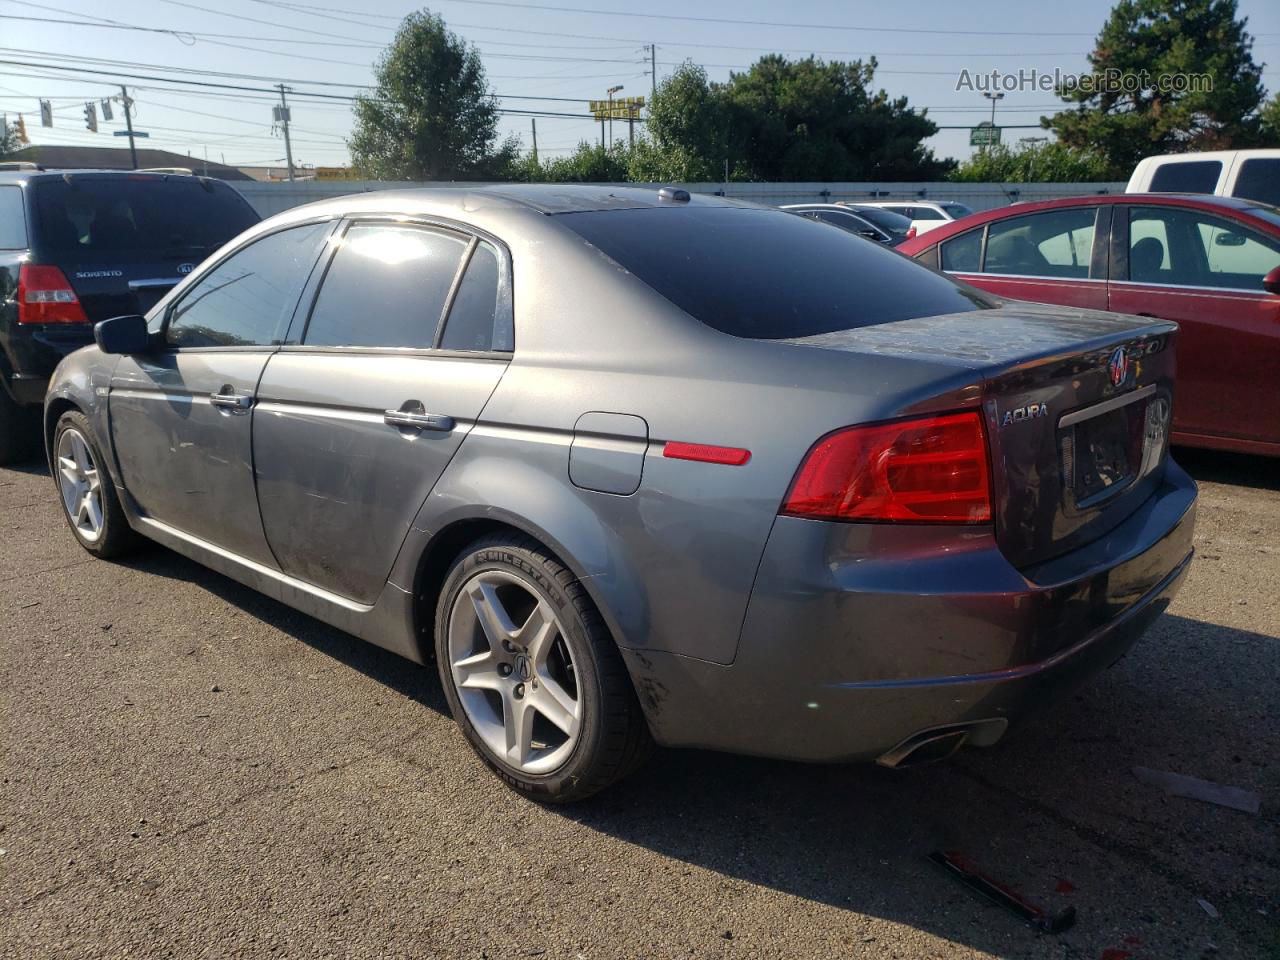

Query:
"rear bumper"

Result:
[[623, 461, 1197, 762], [2, 326, 95, 407]]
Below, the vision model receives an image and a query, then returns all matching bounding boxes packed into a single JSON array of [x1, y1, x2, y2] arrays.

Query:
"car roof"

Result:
[[780, 203, 866, 212], [0, 169, 231, 186]]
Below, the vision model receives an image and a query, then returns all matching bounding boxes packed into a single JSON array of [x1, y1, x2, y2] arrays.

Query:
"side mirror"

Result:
[[95, 314, 151, 355], [1264, 266, 1280, 296]]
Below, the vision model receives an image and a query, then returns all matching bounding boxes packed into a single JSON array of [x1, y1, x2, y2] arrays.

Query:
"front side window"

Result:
[[1232, 159, 1280, 207], [1127, 206, 1280, 290], [0, 186, 26, 249], [303, 223, 469, 349], [167, 221, 329, 348], [439, 240, 511, 351], [940, 229, 982, 272], [983, 208, 1096, 278]]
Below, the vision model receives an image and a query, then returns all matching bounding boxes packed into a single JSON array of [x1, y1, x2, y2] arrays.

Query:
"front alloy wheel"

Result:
[[56, 426, 105, 543]]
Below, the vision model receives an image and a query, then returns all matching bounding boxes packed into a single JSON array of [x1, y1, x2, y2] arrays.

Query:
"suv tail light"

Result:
[[905, 226, 917, 240], [782, 412, 992, 523], [17, 265, 90, 325]]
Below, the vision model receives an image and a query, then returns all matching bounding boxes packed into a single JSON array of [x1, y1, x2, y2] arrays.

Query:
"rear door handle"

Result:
[[383, 409, 454, 432], [210, 390, 253, 410]]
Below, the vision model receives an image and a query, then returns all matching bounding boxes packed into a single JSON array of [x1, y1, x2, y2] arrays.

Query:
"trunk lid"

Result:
[[785, 303, 1177, 570]]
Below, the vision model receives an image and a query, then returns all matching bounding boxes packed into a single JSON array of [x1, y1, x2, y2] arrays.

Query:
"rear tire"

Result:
[[51, 410, 141, 559], [0, 386, 40, 466], [435, 533, 652, 802]]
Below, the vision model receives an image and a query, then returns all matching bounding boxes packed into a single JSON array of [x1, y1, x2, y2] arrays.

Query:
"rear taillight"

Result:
[[17, 265, 90, 325], [906, 226, 917, 240], [782, 411, 992, 524]]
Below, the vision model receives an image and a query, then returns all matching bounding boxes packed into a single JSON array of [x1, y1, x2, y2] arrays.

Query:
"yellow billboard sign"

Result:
[[588, 96, 645, 120], [315, 166, 359, 180]]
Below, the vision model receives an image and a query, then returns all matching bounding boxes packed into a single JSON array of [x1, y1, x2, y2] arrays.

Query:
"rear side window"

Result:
[[167, 222, 329, 348], [912, 207, 946, 221], [1232, 159, 1280, 206], [439, 240, 510, 351], [303, 223, 469, 349], [32, 176, 258, 262], [941, 229, 982, 272], [558, 206, 993, 340], [0, 186, 27, 249], [1149, 161, 1222, 194], [851, 207, 911, 234], [941, 203, 974, 219]]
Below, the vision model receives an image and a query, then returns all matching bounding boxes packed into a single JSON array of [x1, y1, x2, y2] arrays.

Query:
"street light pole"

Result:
[[606, 84, 623, 148], [119, 85, 138, 170], [983, 91, 1005, 129]]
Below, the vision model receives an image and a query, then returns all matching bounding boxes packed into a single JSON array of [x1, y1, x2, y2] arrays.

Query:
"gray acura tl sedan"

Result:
[[44, 185, 1196, 801]]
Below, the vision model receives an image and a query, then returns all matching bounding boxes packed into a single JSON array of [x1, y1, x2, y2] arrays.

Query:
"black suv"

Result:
[[0, 170, 260, 462]]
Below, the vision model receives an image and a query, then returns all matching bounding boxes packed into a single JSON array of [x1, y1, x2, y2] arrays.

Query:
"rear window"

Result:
[[1149, 160, 1222, 194], [0, 186, 26, 249], [558, 206, 994, 339], [32, 176, 259, 263], [941, 203, 974, 219], [1232, 159, 1280, 207]]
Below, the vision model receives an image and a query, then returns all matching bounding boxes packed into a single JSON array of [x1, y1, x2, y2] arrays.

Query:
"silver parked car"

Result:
[[45, 186, 1196, 801]]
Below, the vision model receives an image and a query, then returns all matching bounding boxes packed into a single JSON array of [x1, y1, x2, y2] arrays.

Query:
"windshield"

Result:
[[32, 176, 259, 262], [558, 205, 995, 340], [942, 203, 974, 219], [847, 206, 912, 234]]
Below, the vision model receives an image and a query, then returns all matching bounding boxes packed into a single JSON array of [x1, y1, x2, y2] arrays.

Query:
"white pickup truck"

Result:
[[1126, 149, 1280, 206]]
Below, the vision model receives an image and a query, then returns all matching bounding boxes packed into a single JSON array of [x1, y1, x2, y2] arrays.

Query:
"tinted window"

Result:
[[0, 186, 26, 249], [847, 207, 911, 235], [303, 223, 468, 349], [32, 176, 258, 262], [912, 207, 945, 220], [440, 241, 510, 351], [1233, 159, 1280, 206], [1148, 160, 1222, 194], [941, 203, 974, 219], [167, 222, 329, 348], [941, 229, 982, 272], [558, 206, 994, 339], [983, 208, 1096, 278], [816, 210, 877, 235], [1128, 206, 1280, 290]]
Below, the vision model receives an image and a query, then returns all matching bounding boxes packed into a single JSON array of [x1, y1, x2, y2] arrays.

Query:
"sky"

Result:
[[1, 0, 1278, 173]]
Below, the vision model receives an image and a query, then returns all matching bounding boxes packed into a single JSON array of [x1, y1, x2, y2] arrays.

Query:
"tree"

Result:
[[348, 10, 519, 180], [0, 119, 20, 158], [621, 58, 951, 184], [516, 142, 631, 183], [949, 141, 1116, 182], [1045, 0, 1267, 176], [1261, 93, 1280, 142]]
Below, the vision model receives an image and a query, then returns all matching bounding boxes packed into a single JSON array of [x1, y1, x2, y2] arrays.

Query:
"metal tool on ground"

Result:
[[928, 851, 1077, 934]]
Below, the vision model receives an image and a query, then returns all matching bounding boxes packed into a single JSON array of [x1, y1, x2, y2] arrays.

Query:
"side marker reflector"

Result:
[[663, 441, 751, 466]]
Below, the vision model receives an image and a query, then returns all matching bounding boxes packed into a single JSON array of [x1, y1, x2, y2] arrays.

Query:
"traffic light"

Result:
[[84, 101, 98, 132]]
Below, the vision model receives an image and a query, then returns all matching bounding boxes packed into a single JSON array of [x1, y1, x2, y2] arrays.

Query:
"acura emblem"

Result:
[[1108, 346, 1129, 387]]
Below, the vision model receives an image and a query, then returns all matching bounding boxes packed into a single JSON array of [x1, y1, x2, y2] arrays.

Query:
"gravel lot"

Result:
[[1, 449, 1276, 960]]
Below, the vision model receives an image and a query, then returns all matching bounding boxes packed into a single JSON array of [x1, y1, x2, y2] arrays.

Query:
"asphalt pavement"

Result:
[[1, 448, 1276, 959]]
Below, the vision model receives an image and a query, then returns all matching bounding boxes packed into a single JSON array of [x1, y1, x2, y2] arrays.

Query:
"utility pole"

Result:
[[531, 118, 538, 164], [276, 84, 295, 182], [119, 85, 138, 170], [649, 44, 656, 99], [606, 85, 623, 147]]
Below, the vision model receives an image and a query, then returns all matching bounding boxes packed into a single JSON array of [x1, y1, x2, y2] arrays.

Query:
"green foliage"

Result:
[[515, 142, 632, 183], [1045, 0, 1267, 175], [0, 120, 19, 158], [348, 10, 518, 180], [517, 57, 952, 184], [949, 141, 1116, 182], [1261, 94, 1280, 142]]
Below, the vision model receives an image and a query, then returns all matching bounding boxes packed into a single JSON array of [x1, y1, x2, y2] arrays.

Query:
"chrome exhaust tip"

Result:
[[876, 718, 1008, 769]]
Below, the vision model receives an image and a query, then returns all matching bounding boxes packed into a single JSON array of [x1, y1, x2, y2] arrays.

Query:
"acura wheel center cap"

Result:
[[513, 654, 532, 683]]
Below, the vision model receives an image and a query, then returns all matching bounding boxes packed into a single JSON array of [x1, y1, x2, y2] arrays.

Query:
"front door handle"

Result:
[[383, 409, 454, 432], [210, 388, 253, 411]]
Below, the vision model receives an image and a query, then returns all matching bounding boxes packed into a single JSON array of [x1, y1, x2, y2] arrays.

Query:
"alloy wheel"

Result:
[[56, 427, 104, 543], [447, 569, 582, 775]]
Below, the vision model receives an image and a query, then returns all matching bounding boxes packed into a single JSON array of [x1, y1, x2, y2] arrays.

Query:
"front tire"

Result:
[[434, 533, 652, 802], [52, 411, 140, 558]]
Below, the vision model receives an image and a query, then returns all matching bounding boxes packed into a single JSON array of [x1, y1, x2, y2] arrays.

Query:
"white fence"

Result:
[[232, 179, 1128, 218]]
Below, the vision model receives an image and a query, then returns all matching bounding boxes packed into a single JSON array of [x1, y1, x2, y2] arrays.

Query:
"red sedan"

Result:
[[897, 193, 1280, 456]]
